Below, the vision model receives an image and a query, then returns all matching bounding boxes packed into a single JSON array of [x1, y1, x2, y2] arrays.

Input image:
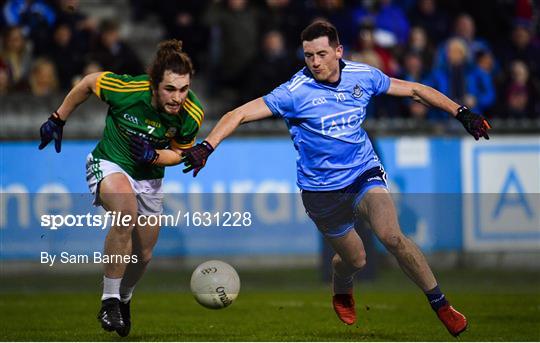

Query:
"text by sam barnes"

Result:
[[41, 252, 138, 266]]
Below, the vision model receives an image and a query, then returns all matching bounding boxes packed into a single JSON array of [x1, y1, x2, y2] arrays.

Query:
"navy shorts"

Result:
[[301, 166, 388, 238]]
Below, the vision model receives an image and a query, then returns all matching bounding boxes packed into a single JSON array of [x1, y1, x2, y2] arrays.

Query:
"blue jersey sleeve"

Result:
[[369, 66, 391, 95], [262, 82, 294, 118]]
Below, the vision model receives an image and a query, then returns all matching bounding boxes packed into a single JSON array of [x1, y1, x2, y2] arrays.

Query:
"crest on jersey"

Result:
[[352, 84, 363, 98], [165, 127, 177, 138]]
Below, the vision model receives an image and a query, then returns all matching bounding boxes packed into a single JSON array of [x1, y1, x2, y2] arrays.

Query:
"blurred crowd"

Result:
[[1, 0, 539, 120]]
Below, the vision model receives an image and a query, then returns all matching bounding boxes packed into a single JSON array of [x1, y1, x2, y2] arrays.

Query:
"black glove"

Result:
[[181, 141, 214, 177], [38, 112, 65, 153], [455, 106, 492, 140], [130, 134, 159, 165]]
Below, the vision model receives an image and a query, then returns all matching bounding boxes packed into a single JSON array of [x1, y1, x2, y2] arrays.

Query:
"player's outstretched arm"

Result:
[[38, 72, 102, 152], [206, 97, 273, 148], [56, 72, 102, 121], [387, 78, 491, 140], [182, 97, 273, 176]]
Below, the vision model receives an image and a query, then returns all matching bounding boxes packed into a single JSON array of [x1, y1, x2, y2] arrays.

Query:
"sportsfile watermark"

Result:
[[4, 192, 539, 256], [40, 211, 253, 230]]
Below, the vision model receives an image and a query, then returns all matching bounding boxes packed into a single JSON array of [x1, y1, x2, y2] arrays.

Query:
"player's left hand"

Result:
[[181, 141, 214, 177], [38, 112, 65, 153], [130, 135, 159, 164], [455, 106, 492, 140]]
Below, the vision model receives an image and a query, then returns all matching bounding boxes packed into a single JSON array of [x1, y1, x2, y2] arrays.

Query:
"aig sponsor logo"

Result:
[[311, 97, 327, 106], [320, 108, 363, 137]]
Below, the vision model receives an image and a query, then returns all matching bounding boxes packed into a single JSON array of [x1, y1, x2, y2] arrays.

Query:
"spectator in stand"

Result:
[[54, 0, 97, 55], [349, 21, 401, 118], [45, 22, 84, 90], [401, 51, 426, 83], [349, 22, 399, 77], [502, 60, 540, 118], [0, 26, 32, 90], [475, 49, 500, 115], [400, 51, 429, 118], [71, 60, 101, 86], [24, 57, 59, 96], [244, 30, 298, 102], [89, 19, 145, 76], [476, 50, 497, 78], [261, 0, 307, 53], [453, 14, 491, 57], [353, 0, 410, 47], [373, 0, 410, 46], [498, 20, 540, 80], [434, 14, 491, 69], [407, 26, 434, 70], [152, 1, 209, 69], [408, 0, 449, 45], [81, 61, 101, 75], [0, 61, 9, 95], [427, 38, 495, 119], [310, 0, 357, 49], [2, 0, 56, 55], [3, 0, 56, 33], [204, 0, 259, 95]]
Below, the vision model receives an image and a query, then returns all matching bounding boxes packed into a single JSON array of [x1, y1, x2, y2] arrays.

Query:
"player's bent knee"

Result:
[[331, 253, 343, 266], [380, 233, 406, 252], [351, 253, 367, 270], [108, 210, 137, 236], [137, 249, 153, 265], [337, 252, 367, 271]]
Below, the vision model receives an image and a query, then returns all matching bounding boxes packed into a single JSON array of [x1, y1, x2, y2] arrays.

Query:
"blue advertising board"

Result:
[[376, 137, 462, 251], [461, 137, 540, 251]]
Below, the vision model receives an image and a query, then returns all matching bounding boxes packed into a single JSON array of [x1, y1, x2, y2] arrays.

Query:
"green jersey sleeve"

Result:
[[95, 72, 151, 108], [174, 90, 204, 149]]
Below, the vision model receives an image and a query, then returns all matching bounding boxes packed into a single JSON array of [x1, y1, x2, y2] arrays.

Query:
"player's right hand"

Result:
[[38, 112, 65, 153], [181, 141, 214, 177], [455, 106, 492, 140], [129, 134, 159, 165]]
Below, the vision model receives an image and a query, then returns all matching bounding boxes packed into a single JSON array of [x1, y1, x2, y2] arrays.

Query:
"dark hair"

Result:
[[99, 18, 119, 34], [300, 20, 340, 47], [147, 39, 194, 90], [475, 50, 490, 62]]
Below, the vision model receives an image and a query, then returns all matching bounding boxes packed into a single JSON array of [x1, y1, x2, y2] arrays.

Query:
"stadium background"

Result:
[[1, 0, 539, 341]]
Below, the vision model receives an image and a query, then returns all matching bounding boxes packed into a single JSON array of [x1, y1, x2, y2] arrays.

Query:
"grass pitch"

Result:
[[1, 267, 539, 341]]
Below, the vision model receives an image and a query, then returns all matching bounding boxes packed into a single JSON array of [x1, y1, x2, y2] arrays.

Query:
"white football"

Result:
[[190, 260, 240, 309]]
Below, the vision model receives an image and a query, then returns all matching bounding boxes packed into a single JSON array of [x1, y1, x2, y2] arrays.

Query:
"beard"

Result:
[[158, 100, 182, 115]]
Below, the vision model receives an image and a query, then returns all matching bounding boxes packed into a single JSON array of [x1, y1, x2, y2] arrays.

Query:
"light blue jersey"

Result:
[[263, 60, 391, 191]]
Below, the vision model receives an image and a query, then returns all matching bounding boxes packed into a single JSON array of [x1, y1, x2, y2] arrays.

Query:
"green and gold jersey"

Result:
[[91, 72, 204, 180]]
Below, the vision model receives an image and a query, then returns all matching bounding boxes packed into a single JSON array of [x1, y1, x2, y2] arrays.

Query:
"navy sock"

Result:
[[333, 273, 354, 295], [425, 285, 448, 311]]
